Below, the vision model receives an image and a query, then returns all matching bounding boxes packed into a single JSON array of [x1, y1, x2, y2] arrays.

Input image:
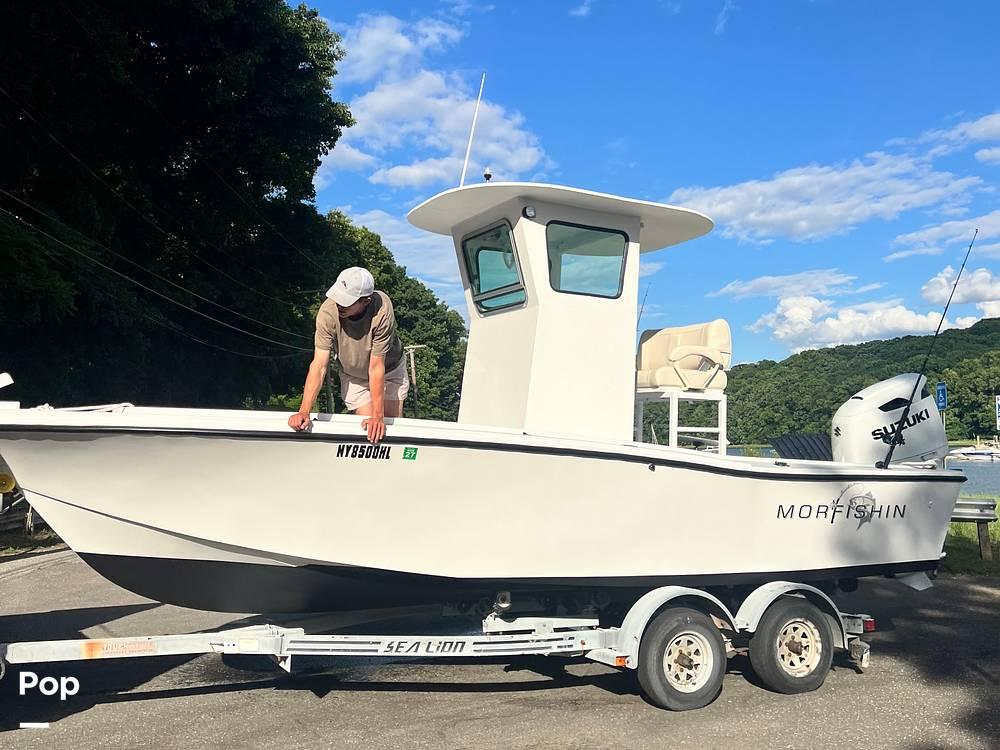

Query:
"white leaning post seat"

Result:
[[636, 319, 732, 392]]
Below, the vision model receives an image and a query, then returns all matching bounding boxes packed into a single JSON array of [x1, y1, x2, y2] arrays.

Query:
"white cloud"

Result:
[[899, 112, 1000, 151], [370, 156, 463, 188], [440, 0, 495, 15], [669, 152, 979, 243], [710, 269, 857, 300], [852, 282, 888, 295], [569, 0, 594, 17], [889, 209, 1000, 261], [921, 266, 1000, 306], [314, 144, 377, 188], [750, 295, 956, 352], [715, 0, 735, 34], [978, 300, 1000, 317], [971, 242, 1000, 259], [893, 209, 1000, 247], [884, 246, 944, 263], [338, 16, 464, 84], [321, 16, 548, 191], [344, 207, 460, 287], [639, 261, 666, 278], [345, 69, 547, 188], [975, 147, 1000, 165]]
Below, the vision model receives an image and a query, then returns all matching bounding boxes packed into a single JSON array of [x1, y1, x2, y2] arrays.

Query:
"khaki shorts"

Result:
[[339, 358, 410, 411]]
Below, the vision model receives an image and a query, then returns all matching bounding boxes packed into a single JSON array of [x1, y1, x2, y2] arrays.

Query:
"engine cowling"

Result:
[[831, 374, 947, 466]]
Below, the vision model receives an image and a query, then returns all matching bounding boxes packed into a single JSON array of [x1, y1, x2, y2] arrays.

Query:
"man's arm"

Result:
[[362, 354, 386, 443], [288, 348, 331, 431]]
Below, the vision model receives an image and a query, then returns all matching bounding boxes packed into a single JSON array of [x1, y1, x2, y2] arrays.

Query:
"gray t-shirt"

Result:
[[314, 291, 403, 378]]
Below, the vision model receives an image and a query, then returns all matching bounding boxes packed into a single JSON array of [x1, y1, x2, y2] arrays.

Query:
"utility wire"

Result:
[[0, 205, 311, 352], [0, 83, 309, 309], [142, 312, 307, 360], [0, 189, 312, 342]]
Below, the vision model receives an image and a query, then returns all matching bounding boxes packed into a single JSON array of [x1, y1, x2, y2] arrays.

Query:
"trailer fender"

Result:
[[614, 586, 737, 668], [733, 581, 849, 649]]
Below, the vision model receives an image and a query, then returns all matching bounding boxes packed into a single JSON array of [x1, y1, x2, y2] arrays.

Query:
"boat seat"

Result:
[[636, 319, 732, 391]]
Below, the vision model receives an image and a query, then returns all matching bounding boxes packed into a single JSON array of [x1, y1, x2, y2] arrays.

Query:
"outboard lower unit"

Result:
[[831, 374, 948, 466]]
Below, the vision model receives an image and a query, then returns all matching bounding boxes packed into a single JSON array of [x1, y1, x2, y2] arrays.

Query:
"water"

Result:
[[726, 447, 1000, 497], [947, 461, 1000, 496]]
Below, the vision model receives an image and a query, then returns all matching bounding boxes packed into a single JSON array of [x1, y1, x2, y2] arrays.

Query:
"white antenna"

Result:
[[459, 73, 486, 187]]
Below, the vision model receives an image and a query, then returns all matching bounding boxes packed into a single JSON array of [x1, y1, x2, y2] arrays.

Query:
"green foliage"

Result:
[[943, 504, 1000, 575], [940, 351, 1000, 439], [643, 319, 1000, 445], [0, 1, 467, 420]]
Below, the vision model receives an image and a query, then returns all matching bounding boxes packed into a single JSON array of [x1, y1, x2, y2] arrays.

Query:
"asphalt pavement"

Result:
[[1, 549, 998, 749]]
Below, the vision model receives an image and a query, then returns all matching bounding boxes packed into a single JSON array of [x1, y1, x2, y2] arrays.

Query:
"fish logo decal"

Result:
[[834, 483, 877, 529]]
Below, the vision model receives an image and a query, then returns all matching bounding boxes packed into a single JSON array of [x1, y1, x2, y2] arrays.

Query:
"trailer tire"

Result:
[[637, 607, 726, 711], [749, 598, 833, 694]]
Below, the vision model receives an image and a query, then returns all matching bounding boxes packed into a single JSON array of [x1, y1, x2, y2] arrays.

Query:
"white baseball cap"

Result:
[[326, 267, 375, 307]]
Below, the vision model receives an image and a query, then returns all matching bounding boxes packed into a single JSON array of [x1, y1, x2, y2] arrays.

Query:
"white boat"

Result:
[[948, 444, 1000, 462], [0, 183, 965, 614]]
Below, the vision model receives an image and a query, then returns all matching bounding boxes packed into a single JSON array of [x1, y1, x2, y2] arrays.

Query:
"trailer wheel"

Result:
[[637, 607, 726, 711], [749, 598, 834, 694]]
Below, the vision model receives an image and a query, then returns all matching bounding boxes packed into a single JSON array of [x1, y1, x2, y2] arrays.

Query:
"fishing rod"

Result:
[[637, 284, 652, 332], [880, 228, 979, 468]]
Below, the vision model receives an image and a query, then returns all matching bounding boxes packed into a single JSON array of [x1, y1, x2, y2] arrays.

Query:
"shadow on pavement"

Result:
[[835, 575, 1000, 749]]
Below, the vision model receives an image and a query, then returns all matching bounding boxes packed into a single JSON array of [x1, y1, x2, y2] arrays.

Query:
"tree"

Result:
[[0, 2, 467, 419], [942, 351, 1000, 439]]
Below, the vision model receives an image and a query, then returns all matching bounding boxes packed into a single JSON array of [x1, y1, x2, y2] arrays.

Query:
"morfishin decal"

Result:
[[777, 484, 906, 527]]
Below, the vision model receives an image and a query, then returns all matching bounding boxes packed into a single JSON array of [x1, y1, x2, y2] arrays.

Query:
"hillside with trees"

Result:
[[644, 318, 1000, 445], [0, 1, 465, 419]]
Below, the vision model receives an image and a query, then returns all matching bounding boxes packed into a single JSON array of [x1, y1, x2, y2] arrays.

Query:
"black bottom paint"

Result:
[[80, 553, 939, 615]]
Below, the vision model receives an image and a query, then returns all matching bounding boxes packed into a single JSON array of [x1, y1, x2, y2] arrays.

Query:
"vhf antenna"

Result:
[[459, 73, 486, 187], [880, 228, 979, 468]]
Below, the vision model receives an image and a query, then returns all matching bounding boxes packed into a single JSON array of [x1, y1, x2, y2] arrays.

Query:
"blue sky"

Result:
[[310, 0, 1000, 362]]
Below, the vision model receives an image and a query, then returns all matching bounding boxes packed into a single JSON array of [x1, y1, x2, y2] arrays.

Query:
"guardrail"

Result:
[[952, 498, 998, 561]]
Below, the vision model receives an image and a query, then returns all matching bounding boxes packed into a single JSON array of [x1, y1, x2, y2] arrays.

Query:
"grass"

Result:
[[941, 493, 1000, 575], [0, 527, 63, 557]]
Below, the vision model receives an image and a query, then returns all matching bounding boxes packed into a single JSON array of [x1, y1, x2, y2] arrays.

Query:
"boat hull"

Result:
[[0, 407, 965, 614]]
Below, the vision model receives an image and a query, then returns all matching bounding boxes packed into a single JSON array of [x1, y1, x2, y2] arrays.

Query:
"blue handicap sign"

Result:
[[935, 382, 947, 411]]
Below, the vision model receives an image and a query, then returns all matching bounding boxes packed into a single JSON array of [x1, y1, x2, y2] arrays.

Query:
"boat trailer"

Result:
[[0, 583, 873, 712]]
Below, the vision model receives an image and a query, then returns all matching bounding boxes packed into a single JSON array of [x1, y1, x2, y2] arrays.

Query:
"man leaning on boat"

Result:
[[288, 267, 409, 443]]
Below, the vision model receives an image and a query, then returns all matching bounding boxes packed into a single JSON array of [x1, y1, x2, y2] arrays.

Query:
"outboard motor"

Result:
[[831, 374, 947, 466]]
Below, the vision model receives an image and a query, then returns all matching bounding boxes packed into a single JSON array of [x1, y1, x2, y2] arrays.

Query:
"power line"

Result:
[[0, 205, 312, 352], [0, 189, 312, 343], [0, 83, 311, 310], [142, 312, 307, 361]]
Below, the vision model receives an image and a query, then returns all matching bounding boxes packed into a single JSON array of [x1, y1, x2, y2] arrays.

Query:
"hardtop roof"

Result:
[[407, 182, 714, 253]]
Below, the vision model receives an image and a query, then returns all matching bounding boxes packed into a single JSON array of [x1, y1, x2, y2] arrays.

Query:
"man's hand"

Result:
[[362, 415, 386, 444], [288, 412, 313, 432]]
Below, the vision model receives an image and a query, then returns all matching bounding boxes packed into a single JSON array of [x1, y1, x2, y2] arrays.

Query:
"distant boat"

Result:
[[947, 445, 1000, 462]]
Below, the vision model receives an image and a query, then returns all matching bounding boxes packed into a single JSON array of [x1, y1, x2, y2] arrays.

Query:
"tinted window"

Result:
[[461, 223, 526, 312], [546, 222, 628, 298]]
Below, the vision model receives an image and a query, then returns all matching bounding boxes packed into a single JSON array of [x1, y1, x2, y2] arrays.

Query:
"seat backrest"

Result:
[[637, 319, 733, 370]]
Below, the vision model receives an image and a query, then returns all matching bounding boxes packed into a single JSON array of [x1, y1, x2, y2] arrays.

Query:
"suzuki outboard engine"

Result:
[[831, 374, 947, 466]]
